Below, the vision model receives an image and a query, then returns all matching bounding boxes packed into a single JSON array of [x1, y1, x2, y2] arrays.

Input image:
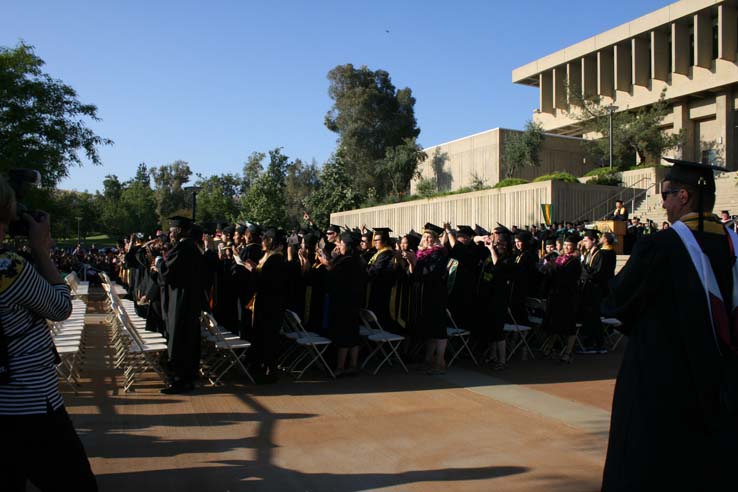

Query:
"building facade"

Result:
[[513, 0, 738, 169], [410, 128, 590, 194]]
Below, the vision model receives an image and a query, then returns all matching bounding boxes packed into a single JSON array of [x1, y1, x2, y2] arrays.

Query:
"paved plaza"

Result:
[[63, 298, 620, 492]]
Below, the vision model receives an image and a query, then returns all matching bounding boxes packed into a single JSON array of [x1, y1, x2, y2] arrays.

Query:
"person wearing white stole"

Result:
[[602, 158, 738, 492]]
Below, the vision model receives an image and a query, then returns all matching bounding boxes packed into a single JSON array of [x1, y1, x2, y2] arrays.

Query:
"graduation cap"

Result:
[[235, 224, 247, 235], [582, 229, 599, 241], [514, 230, 533, 242], [423, 222, 444, 235], [474, 224, 490, 236], [326, 224, 341, 234], [663, 157, 727, 232], [494, 222, 512, 236], [564, 233, 580, 244], [340, 230, 362, 247], [245, 222, 261, 234], [222, 225, 235, 236], [263, 227, 286, 244], [373, 227, 392, 242], [457, 225, 475, 237], [168, 215, 194, 229], [405, 229, 422, 250]]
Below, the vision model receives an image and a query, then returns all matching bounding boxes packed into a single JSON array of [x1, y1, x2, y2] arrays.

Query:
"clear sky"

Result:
[[2, 0, 671, 193]]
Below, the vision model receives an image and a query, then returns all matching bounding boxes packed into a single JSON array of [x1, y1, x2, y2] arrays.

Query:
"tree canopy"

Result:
[[0, 42, 112, 187], [325, 64, 422, 199]]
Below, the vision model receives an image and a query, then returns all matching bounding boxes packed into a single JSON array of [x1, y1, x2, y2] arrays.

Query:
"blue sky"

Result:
[[2, 0, 670, 192]]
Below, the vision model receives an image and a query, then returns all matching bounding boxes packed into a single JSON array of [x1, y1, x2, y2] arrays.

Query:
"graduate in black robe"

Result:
[[577, 230, 608, 353], [241, 228, 288, 383], [602, 159, 738, 491], [365, 228, 398, 332], [446, 225, 482, 332], [320, 231, 367, 375], [156, 217, 208, 394]]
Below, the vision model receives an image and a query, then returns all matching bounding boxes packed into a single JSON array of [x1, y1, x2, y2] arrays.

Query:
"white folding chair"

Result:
[[117, 308, 168, 392], [504, 307, 534, 361], [446, 309, 479, 367], [200, 312, 254, 384], [283, 310, 335, 379], [602, 317, 625, 350], [359, 309, 407, 375]]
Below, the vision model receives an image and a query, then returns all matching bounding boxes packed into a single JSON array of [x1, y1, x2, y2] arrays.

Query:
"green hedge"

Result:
[[493, 178, 529, 189], [589, 173, 622, 186], [532, 172, 579, 183], [584, 167, 617, 177]]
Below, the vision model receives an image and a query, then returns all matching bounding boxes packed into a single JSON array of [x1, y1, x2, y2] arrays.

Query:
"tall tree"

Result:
[[305, 153, 361, 229], [567, 88, 683, 166], [284, 158, 319, 226], [501, 121, 546, 179], [239, 148, 289, 227], [149, 160, 192, 223], [0, 42, 112, 187], [380, 137, 426, 197], [325, 64, 420, 197], [195, 173, 243, 225]]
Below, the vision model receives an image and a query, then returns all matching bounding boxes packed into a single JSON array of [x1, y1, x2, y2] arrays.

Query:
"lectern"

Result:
[[595, 220, 627, 254]]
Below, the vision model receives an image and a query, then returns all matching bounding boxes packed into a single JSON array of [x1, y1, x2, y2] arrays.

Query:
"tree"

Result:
[[380, 138, 427, 198], [324, 64, 420, 197], [195, 173, 243, 225], [150, 160, 192, 224], [239, 148, 289, 227], [567, 88, 683, 166], [284, 158, 319, 226], [242, 151, 265, 190], [501, 121, 546, 179], [0, 42, 112, 187], [305, 153, 361, 228]]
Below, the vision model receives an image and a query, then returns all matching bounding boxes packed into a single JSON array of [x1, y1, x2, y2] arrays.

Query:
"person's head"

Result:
[[615, 200, 623, 208], [261, 228, 284, 252], [338, 231, 359, 256], [661, 221, 671, 230], [456, 226, 474, 245], [563, 236, 578, 255], [233, 225, 245, 245], [360, 233, 372, 251], [169, 216, 194, 242], [325, 224, 340, 244], [601, 232, 614, 247], [582, 231, 598, 251], [372, 228, 392, 250], [555, 238, 563, 251], [544, 239, 556, 254], [495, 235, 511, 254], [721, 210, 730, 221], [400, 236, 410, 252], [302, 233, 318, 254], [661, 179, 716, 224]]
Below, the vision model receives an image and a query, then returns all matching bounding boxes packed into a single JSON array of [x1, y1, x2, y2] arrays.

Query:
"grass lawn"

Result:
[[55, 233, 117, 249]]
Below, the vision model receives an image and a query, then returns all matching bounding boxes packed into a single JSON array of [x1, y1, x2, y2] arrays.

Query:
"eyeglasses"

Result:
[[661, 189, 681, 201]]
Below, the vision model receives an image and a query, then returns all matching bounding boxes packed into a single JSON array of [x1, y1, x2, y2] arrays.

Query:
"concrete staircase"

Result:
[[629, 170, 738, 224]]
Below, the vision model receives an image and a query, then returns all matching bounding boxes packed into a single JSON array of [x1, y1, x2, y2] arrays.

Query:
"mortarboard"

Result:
[[582, 229, 599, 241], [326, 224, 341, 234], [373, 227, 392, 242], [457, 225, 475, 237], [423, 222, 444, 235], [168, 215, 194, 228], [474, 224, 490, 236], [564, 234, 580, 244], [494, 223, 512, 236]]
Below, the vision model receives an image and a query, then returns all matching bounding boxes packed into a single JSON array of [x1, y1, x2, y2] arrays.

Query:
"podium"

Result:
[[595, 220, 627, 254]]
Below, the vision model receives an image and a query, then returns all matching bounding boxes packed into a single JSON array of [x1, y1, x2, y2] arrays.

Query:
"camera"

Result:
[[7, 169, 42, 237]]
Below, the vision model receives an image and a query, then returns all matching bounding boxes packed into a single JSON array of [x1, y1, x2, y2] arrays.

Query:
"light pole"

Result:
[[75, 216, 82, 245], [184, 186, 202, 221], [605, 105, 618, 169]]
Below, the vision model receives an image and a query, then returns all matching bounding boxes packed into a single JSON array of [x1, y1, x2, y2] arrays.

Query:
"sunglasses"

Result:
[[661, 189, 681, 200]]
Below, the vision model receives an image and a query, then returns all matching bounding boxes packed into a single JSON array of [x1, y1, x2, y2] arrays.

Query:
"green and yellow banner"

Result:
[[540, 203, 553, 226]]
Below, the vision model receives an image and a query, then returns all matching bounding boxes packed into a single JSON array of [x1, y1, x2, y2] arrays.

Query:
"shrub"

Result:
[[493, 178, 529, 189], [415, 177, 437, 198], [532, 172, 579, 183], [589, 173, 622, 186], [584, 167, 618, 177]]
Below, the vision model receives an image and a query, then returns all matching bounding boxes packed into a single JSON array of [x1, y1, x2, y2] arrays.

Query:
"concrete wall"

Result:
[[332, 180, 623, 233], [411, 128, 591, 194]]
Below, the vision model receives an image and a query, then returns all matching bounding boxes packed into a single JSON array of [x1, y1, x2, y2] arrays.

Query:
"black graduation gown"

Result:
[[305, 263, 328, 335], [366, 249, 397, 332], [143, 269, 166, 335], [447, 242, 481, 331], [541, 255, 581, 336], [249, 253, 288, 369], [578, 248, 606, 343], [602, 226, 738, 491], [327, 254, 366, 348], [413, 247, 448, 340], [158, 238, 207, 382]]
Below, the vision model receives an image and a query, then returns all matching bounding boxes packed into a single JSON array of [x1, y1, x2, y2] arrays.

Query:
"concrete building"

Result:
[[513, 0, 738, 169], [410, 128, 590, 194]]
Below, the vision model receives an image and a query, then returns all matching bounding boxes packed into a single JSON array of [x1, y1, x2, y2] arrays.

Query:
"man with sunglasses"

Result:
[[602, 158, 738, 491]]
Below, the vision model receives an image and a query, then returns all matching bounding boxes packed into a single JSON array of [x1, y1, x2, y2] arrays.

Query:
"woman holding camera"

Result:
[[0, 177, 96, 490]]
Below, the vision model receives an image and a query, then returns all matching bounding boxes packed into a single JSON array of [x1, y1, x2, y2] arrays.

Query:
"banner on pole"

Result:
[[540, 203, 553, 226]]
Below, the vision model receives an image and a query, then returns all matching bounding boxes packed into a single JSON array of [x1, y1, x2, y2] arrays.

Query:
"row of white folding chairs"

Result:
[[199, 312, 254, 385], [51, 299, 88, 393], [65, 271, 89, 298], [101, 280, 169, 391]]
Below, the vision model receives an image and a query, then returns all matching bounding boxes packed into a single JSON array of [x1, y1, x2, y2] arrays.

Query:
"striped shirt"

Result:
[[0, 251, 72, 415]]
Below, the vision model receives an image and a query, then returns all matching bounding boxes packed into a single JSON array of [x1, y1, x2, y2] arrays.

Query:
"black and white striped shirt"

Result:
[[0, 251, 72, 415]]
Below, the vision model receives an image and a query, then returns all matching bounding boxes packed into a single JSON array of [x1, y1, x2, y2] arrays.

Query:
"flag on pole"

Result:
[[540, 203, 553, 225]]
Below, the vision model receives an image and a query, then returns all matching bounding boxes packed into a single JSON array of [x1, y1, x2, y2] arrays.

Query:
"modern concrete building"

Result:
[[513, 0, 738, 169], [410, 128, 590, 194]]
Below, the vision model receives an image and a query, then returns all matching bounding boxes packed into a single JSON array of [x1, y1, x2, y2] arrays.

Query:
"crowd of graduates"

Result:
[[109, 212, 626, 390]]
